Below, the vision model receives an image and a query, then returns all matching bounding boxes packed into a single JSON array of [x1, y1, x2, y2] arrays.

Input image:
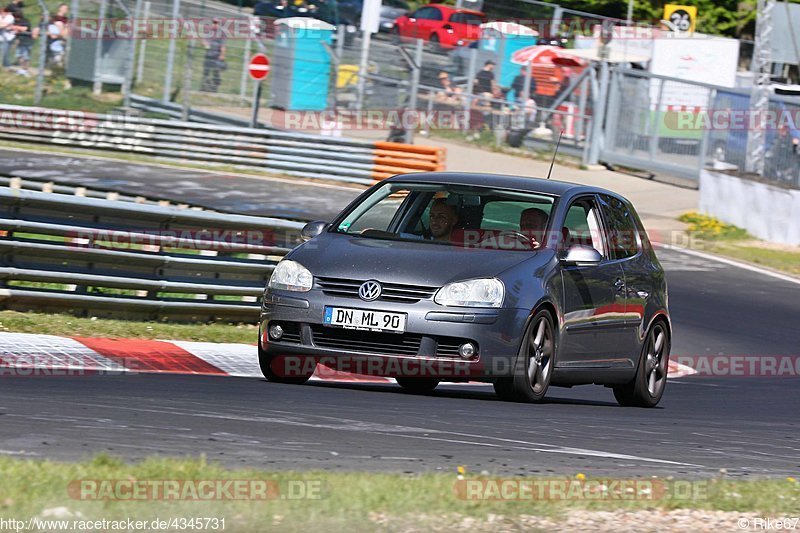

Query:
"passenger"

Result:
[[429, 198, 459, 242], [519, 207, 548, 247]]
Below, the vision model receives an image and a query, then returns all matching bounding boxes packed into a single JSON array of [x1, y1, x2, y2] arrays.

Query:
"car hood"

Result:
[[287, 232, 545, 286]]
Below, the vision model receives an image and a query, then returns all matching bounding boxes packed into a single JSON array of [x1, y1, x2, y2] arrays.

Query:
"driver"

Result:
[[520, 207, 548, 247], [429, 198, 460, 242]]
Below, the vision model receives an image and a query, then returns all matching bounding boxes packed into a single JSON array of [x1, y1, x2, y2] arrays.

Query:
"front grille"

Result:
[[272, 321, 302, 344], [309, 325, 422, 356], [316, 277, 438, 303]]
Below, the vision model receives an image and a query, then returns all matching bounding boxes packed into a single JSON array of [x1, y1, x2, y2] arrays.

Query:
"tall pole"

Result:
[[34, 0, 49, 105], [123, 0, 142, 108], [92, 0, 108, 95], [163, 0, 181, 102], [356, 29, 371, 111], [745, 0, 775, 175], [404, 38, 423, 144], [136, 1, 150, 84], [626, 0, 633, 25]]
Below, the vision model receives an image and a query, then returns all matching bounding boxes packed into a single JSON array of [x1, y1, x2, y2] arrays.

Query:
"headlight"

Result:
[[268, 260, 313, 292], [434, 278, 504, 308]]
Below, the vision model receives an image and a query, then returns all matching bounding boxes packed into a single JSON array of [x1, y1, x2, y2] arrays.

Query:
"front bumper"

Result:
[[259, 289, 530, 380]]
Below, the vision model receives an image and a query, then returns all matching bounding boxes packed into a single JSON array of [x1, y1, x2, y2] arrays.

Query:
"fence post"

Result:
[[239, 29, 252, 101], [648, 78, 665, 162], [587, 60, 609, 165], [181, 42, 193, 121], [356, 29, 372, 111], [33, 0, 49, 105], [163, 0, 182, 103], [462, 46, 478, 133], [92, 0, 108, 95], [404, 39, 423, 144], [136, 1, 151, 84], [123, 0, 142, 108], [696, 88, 714, 174], [576, 75, 588, 144]]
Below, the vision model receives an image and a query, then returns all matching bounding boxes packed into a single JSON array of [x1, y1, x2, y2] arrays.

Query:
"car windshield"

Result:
[[332, 182, 555, 250]]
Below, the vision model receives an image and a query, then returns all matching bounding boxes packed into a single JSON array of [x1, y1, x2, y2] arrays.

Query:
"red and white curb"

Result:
[[0, 332, 696, 381]]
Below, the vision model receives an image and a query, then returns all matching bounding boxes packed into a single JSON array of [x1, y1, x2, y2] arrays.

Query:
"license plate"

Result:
[[323, 307, 406, 333]]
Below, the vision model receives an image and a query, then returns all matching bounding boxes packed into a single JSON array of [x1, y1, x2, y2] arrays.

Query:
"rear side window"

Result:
[[600, 194, 640, 259], [416, 6, 443, 20], [563, 198, 607, 258], [449, 12, 485, 25]]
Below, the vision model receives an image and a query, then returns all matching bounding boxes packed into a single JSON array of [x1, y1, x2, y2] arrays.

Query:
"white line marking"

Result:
[[657, 243, 800, 285]]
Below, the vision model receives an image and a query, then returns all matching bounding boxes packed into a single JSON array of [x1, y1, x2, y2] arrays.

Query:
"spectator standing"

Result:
[[473, 60, 497, 99], [12, 6, 33, 75], [510, 68, 537, 104], [0, 4, 17, 68], [45, 4, 69, 67], [201, 19, 226, 92]]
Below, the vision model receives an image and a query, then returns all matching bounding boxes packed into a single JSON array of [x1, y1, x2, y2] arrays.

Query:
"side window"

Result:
[[415, 7, 440, 20], [562, 198, 608, 258], [600, 194, 640, 259]]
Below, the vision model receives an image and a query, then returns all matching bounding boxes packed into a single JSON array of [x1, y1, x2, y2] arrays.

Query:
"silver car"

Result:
[[259, 173, 671, 407]]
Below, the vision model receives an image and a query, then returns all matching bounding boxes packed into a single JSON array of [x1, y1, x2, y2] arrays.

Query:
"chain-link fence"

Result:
[[603, 67, 800, 188], [2, 0, 796, 189]]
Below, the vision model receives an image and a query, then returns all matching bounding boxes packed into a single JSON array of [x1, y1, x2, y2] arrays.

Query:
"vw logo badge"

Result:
[[358, 280, 382, 301]]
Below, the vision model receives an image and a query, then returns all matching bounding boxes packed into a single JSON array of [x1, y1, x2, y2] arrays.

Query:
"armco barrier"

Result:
[[0, 104, 446, 184], [0, 187, 304, 321]]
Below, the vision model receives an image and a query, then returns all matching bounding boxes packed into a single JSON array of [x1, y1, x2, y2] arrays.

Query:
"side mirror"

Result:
[[301, 221, 329, 242], [560, 245, 602, 266]]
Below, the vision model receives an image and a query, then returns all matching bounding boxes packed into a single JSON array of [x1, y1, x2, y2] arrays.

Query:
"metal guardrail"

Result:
[[0, 186, 304, 321], [0, 104, 447, 185]]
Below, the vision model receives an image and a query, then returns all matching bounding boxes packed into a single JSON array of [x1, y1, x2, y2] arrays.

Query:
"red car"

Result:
[[392, 4, 486, 50]]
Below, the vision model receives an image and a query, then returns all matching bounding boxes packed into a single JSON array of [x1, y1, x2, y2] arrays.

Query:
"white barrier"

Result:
[[699, 169, 800, 246]]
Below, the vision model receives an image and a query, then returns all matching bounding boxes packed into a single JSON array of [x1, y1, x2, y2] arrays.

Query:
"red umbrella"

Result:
[[511, 45, 585, 67]]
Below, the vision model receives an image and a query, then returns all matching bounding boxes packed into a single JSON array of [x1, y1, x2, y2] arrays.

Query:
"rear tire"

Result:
[[391, 26, 402, 44], [493, 309, 556, 403], [396, 377, 439, 393], [258, 347, 314, 385], [613, 321, 670, 407]]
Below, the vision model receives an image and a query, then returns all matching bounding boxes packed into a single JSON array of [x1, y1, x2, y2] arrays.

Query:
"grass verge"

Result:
[[0, 456, 797, 531], [678, 212, 800, 277], [0, 310, 256, 344]]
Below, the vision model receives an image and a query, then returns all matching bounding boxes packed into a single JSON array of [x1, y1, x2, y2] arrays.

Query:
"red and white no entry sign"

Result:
[[248, 54, 270, 81]]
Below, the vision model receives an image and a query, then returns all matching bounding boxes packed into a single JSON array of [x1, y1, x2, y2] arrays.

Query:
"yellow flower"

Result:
[[457, 466, 466, 475], [575, 473, 586, 481], [788, 477, 797, 483]]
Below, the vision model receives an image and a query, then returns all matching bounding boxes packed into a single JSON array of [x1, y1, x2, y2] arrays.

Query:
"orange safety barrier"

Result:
[[370, 142, 446, 179]]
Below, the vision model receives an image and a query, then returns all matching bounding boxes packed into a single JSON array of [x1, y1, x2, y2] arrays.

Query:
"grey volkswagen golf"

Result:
[[259, 173, 671, 407]]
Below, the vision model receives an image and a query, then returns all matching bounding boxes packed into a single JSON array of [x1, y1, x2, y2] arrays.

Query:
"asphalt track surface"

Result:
[[0, 149, 361, 221], [0, 151, 798, 477]]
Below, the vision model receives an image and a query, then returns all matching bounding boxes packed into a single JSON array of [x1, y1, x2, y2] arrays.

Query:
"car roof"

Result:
[[427, 4, 484, 15], [384, 172, 625, 200]]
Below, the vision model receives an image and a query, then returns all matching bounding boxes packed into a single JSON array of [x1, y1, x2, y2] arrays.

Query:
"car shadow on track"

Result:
[[304, 381, 622, 407]]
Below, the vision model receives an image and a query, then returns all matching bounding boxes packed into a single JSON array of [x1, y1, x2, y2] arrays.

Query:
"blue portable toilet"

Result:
[[476, 22, 539, 88], [270, 18, 335, 111]]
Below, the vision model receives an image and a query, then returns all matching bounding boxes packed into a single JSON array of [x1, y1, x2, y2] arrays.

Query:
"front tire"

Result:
[[613, 321, 670, 407], [493, 310, 555, 402], [258, 347, 314, 385], [429, 33, 444, 53], [396, 377, 439, 393]]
